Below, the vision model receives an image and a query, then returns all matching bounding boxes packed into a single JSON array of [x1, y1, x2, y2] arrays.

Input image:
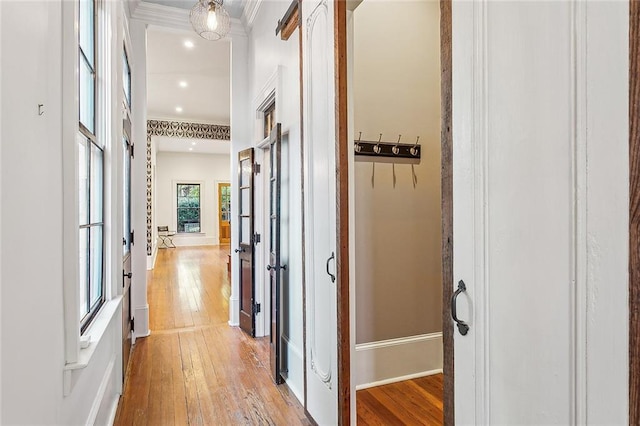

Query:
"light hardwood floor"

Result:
[[114, 245, 443, 425], [357, 374, 444, 425], [113, 246, 309, 425]]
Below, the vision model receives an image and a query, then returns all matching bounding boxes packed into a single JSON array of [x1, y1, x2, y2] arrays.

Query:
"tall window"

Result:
[[123, 47, 133, 255], [79, 0, 104, 332], [177, 184, 201, 233]]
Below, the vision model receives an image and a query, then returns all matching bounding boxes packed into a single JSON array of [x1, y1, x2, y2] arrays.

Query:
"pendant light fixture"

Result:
[[190, 0, 231, 41]]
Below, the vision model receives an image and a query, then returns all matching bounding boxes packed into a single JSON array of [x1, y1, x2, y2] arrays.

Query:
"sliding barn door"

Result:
[[301, 0, 338, 423], [451, 1, 629, 423], [268, 123, 284, 384]]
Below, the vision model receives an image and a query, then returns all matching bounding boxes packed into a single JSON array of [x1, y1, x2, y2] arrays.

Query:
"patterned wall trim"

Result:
[[147, 119, 231, 140], [146, 120, 231, 255]]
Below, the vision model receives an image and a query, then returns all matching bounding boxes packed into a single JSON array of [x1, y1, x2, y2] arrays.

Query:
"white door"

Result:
[[302, 0, 338, 424], [452, 1, 628, 424]]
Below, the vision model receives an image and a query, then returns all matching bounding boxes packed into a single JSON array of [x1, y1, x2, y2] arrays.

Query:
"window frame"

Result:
[[78, 0, 105, 334], [176, 183, 202, 234]]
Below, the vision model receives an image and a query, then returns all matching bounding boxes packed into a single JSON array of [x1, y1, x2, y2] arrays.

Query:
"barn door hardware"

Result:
[[451, 280, 470, 336]]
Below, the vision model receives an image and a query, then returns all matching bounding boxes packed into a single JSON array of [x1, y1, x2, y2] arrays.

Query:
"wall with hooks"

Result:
[[352, 0, 442, 384]]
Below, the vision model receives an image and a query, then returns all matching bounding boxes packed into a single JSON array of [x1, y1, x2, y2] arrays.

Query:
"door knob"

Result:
[[123, 271, 132, 279], [235, 248, 244, 253], [451, 280, 469, 335]]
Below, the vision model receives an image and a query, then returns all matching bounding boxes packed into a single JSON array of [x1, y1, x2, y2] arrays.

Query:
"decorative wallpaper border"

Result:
[[146, 120, 231, 255]]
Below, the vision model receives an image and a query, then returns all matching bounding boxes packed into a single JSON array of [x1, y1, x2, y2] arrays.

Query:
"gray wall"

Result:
[[354, 0, 442, 343]]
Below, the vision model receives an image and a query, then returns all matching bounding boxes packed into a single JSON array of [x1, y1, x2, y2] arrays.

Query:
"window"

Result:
[[123, 47, 131, 108], [123, 46, 133, 255], [177, 184, 201, 233], [263, 102, 276, 139], [79, 0, 104, 332]]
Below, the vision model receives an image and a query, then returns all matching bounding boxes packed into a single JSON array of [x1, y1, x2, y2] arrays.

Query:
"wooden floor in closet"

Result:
[[357, 374, 444, 425]]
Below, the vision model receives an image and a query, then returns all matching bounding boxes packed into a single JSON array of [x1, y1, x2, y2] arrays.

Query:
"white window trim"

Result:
[[61, 0, 123, 392]]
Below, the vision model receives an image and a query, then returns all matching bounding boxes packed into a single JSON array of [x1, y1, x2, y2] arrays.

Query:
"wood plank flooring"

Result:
[[357, 375, 444, 425], [113, 245, 443, 425], [113, 246, 309, 426]]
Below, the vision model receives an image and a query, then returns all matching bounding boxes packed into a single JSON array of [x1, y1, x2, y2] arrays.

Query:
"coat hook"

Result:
[[410, 136, 420, 156], [38, 104, 44, 116], [374, 133, 382, 154], [392, 134, 401, 155]]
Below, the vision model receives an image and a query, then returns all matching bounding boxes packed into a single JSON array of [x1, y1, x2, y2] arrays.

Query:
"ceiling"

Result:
[[143, 0, 246, 19], [143, 1, 235, 155], [155, 136, 230, 155], [146, 26, 231, 125]]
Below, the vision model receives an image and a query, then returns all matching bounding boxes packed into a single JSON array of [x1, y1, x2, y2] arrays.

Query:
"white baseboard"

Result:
[[105, 394, 120, 426], [355, 332, 443, 390], [281, 334, 304, 404], [146, 244, 158, 270], [228, 295, 239, 326], [132, 304, 150, 343], [157, 235, 217, 248]]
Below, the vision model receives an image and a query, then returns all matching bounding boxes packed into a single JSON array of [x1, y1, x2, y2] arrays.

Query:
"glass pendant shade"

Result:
[[190, 0, 231, 41]]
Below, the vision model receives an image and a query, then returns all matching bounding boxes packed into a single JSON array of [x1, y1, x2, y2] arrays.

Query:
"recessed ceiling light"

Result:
[[184, 40, 194, 49], [188, 147, 193, 151], [175, 106, 183, 113], [179, 81, 188, 88], [191, 142, 196, 146]]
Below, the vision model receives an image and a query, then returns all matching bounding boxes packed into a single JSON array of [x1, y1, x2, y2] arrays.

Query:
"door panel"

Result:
[[451, 2, 624, 423], [268, 124, 283, 384], [238, 148, 255, 336], [302, 0, 338, 423]]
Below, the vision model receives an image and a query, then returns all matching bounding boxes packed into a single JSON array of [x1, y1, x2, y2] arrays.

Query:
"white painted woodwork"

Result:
[[1, 1, 126, 423], [355, 333, 443, 390], [302, 0, 339, 423], [452, 1, 628, 424]]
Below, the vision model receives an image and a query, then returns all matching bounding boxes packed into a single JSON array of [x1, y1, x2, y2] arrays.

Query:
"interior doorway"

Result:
[[347, 1, 445, 423]]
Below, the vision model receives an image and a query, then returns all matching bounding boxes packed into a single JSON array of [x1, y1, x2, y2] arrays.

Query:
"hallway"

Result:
[[113, 246, 309, 425]]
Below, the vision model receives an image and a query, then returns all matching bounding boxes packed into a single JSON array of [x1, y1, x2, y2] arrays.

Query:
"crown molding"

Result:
[[241, 0, 263, 31], [131, 1, 246, 38]]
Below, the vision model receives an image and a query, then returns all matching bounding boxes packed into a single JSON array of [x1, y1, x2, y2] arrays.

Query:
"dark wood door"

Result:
[[122, 127, 133, 379], [237, 148, 256, 336], [268, 124, 284, 384]]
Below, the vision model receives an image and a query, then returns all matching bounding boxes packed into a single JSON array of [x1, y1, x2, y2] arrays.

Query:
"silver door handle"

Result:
[[326, 252, 336, 283], [451, 280, 469, 336]]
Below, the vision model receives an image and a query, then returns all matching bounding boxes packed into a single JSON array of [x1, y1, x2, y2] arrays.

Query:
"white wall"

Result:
[[1, 1, 125, 424], [130, 18, 151, 338], [229, 0, 305, 403], [353, 1, 442, 342], [155, 150, 230, 246]]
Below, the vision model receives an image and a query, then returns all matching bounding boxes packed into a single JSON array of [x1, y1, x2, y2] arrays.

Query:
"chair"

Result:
[[157, 226, 176, 248]]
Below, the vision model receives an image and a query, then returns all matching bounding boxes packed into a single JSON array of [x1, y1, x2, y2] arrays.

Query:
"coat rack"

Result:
[[354, 134, 421, 164]]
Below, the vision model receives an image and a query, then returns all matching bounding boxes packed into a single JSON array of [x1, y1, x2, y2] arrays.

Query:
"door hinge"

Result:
[[131, 230, 135, 245], [131, 316, 135, 331], [131, 143, 134, 159], [254, 162, 261, 175], [253, 302, 261, 315], [253, 232, 261, 245]]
